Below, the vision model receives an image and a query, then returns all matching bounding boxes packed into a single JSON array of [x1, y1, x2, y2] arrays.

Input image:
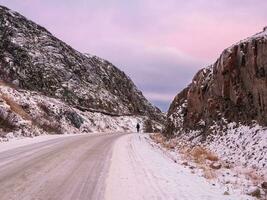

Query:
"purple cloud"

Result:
[[0, 0, 266, 111]]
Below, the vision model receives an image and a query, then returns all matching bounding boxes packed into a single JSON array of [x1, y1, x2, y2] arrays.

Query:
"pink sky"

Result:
[[0, 0, 266, 110]]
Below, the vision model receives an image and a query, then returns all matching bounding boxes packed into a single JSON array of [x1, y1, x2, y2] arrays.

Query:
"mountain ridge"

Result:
[[165, 28, 267, 137], [0, 5, 163, 138], [0, 5, 163, 123]]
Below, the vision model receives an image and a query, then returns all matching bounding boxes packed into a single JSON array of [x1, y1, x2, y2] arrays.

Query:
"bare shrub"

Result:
[[190, 146, 207, 163], [202, 166, 217, 179], [0, 115, 16, 133], [150, 133, 166, 145], [0, 89, 64, 136], [0, 93, 31, 121], [190, 146, 218, 163], [150, 133, 180, 150], [37, 102, 50, 115], [150, 133, 220, 181], [33, 118, 63, 134], [164, 139, 178, 150], [243, 169, 263, 185], [34, 103, 63, 134]]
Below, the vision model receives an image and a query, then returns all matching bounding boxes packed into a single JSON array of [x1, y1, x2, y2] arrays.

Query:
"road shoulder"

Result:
[[105, 133, 250, 200]]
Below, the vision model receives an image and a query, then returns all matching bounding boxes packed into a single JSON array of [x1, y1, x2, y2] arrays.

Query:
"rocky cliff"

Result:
[[165, 29, 267, 137], [0, 5, 163, 138], [162, 30, 267, 196], [0, 5, 163, 121]]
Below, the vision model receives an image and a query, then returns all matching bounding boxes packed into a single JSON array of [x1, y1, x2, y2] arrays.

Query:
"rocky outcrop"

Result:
[[165, 28, 267, 137], [0, 5, 163, 123]]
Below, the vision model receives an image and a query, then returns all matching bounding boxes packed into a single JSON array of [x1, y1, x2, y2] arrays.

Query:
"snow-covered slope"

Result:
[[106, 134, 253, 200], [0, 5, 164, 138], [0, 83, 161, 140], [163, 28, 267, 199], [0, 5, 163, 123], [165, 28, 266, 137]]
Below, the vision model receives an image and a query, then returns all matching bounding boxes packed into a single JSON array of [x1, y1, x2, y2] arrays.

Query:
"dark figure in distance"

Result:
[[136, 123, 140, 133]]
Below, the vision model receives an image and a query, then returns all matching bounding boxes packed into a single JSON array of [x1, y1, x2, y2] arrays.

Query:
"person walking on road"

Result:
[[136, 123, 140, 133]]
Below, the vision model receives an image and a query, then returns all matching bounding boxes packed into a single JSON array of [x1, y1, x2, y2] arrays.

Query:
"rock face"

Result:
[[0, 5, 163, 122], [165, 29, 267, 137]]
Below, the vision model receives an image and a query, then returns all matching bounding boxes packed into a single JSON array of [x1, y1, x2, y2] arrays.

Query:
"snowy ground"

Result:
[[160, 123, 267, 199], [0, 132, 260, 199], [0, 133, 123, 200], [105, 134, 251, 200]]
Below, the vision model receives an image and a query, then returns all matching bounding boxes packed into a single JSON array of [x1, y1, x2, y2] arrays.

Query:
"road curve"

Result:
[[0, 133, 124, 200]]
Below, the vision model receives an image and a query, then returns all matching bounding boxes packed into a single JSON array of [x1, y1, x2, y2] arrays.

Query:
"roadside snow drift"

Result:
[[105, 134, 251, 200]]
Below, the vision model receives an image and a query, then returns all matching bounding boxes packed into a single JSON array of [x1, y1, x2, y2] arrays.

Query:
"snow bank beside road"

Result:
[[105, 134, 248, 200]]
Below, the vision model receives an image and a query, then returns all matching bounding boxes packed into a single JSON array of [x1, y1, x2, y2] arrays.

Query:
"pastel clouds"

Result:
[[0, 0, 266, 110]]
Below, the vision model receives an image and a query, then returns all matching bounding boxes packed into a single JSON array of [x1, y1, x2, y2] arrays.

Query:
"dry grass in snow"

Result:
[[149, 132, 267, 199], [0, 93, 31, 121]]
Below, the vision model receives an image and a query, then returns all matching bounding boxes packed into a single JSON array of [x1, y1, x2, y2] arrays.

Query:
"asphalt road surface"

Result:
[[0, 133, 124, 200]]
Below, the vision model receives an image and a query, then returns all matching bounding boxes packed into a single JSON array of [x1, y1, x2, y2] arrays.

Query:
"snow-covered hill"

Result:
[[0, 5, 163, 138], [165, 28, 267, 137], [162, 28, 267, 199]]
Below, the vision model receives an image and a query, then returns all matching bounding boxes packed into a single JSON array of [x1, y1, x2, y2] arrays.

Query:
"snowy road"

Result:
[[0, 133, 122, 200], [106, 134, 249, 200], [0, 133, 248, 200]]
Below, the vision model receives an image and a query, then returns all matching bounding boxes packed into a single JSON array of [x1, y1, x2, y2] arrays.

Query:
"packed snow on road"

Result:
[[105, 134, 253, 200], [0, 133, 257, 200]]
